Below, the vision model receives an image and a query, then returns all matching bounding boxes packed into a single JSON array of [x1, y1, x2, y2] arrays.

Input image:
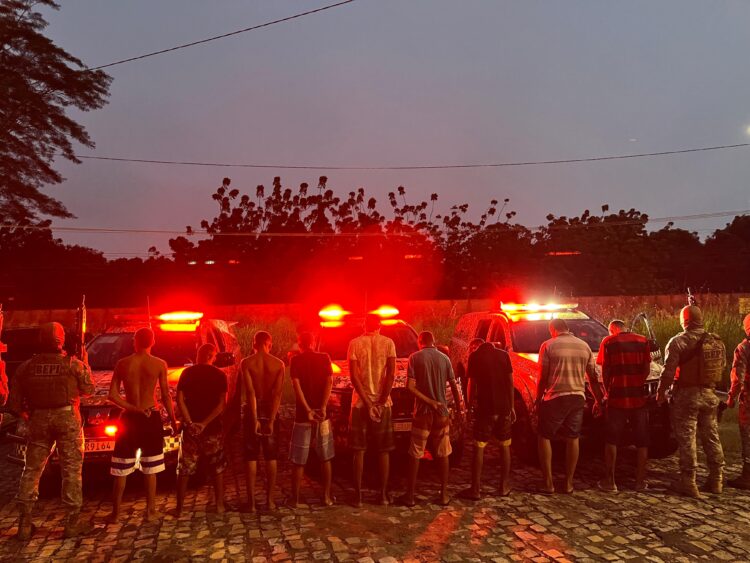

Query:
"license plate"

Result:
[[393, 421, 412, 432], [84, 440, 114, 453]]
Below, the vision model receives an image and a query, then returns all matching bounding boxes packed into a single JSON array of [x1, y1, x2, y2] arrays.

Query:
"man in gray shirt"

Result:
[[399, 331, 462, 506]]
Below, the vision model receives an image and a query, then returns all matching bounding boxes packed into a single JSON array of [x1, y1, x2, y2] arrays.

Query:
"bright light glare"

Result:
[[158, 311, 204, 322], [331, 363, 342, 374], [500, 302, 578, 313], [159, 322, 199, 332], [318, 305, 350, 321], [370, 305, 399, 318], [320, 320, 345, 328], [104, 425, 118, 437]]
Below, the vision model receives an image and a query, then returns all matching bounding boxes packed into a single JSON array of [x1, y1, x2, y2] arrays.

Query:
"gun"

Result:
[[73, 295, 87, 360]]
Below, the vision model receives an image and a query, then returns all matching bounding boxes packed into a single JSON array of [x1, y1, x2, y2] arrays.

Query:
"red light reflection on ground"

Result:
[[403, 509, 461, 560]]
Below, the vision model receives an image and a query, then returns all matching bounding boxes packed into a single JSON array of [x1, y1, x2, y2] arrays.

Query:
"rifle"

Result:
[[73, 295, 87, 360], [687, 287, 697, 307]]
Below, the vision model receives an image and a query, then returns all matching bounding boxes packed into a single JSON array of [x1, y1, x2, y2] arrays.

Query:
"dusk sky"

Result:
[[44, 0, 750, 258]]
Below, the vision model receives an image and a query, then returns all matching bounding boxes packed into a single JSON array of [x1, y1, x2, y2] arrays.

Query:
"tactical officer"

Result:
[[7, 322, 95, 540], [657, 306, 726, 498], [727, 313, 750, 489]]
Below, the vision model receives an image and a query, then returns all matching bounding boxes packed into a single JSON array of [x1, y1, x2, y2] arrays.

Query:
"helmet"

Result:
[[680, 306, 703, 330], [40, 322, 65, 350]]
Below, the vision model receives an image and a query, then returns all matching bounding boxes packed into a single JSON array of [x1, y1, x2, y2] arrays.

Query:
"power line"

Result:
[[90, 1, 357, 70], [4, 208, 748, 238], [75, 142, 750, 170]]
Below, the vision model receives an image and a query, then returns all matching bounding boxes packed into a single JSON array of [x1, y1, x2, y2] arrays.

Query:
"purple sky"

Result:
[[43, 0, 750, 258]]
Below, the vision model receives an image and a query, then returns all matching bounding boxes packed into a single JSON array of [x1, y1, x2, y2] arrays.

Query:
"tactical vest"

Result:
[[21, 353, 79, 409], [677, 333, 725, 388]]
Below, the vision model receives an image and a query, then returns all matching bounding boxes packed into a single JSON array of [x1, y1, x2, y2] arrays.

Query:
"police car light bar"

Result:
[[500, 302, 578, 313], [318, 305, 351, 321], [157, 311, 204, 322], [369, 305, 399, 318]]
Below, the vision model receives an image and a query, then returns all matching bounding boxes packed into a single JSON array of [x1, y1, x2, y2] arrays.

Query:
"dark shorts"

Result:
[[473, 412, 512, 446], [350, 405, 395, 453], [177, 428, 228, 476], [111, 410, 165, 476], [538, 395, 585, 440], [242, 412, 280, 462], [605, 406, 649, 448]]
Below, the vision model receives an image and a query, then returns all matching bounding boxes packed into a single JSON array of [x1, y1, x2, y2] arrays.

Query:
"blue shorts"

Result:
[[605, 406, 649, 448], [289, 420, 335, 465]]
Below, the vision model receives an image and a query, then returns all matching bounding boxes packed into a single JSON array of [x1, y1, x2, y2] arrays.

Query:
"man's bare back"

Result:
[[110, 352, 167, 413], [242, 352, 284, 402]]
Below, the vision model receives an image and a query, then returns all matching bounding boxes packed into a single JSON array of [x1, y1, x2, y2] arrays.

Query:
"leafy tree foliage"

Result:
[[1, 0, 111, 221]]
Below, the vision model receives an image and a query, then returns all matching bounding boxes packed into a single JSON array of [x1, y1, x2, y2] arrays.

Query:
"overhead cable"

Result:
[[90, 0, 357, 70], [76, 142, 750, 170], [4, 208, 748, 238]]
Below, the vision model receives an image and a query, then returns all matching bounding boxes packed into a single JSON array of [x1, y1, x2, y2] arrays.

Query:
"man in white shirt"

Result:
[[347, 314, 396, 507]]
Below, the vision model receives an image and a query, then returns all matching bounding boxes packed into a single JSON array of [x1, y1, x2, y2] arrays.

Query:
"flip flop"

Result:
[[536, 486, 555, 496]]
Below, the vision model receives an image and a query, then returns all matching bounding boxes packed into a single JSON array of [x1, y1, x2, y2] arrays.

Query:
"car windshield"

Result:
[[511, 319, 609, 353], [317, 324, 419, 360], [86, 331, 199, 370]]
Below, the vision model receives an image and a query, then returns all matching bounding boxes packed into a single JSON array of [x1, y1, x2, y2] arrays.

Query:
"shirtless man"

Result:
[[239, 331, 284, 511], [108, 327, 177, 523]]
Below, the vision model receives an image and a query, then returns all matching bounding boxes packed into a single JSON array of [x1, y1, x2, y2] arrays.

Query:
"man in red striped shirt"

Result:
[[596, 320, 652, 492]]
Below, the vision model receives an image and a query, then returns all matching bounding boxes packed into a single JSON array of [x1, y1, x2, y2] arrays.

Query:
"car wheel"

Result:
[[512, 395, 537, 465]]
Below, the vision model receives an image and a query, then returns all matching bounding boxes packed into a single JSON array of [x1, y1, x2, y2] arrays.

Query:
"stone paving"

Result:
[[1, 417, 750, 562]]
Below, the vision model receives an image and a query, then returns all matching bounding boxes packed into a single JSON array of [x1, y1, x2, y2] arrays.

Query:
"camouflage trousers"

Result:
[[17, 407, 84, 514], [671, 387, 725, 474], [740, 398, 750, 465]]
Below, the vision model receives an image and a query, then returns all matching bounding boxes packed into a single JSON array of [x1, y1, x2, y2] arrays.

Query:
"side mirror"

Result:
[[214, 351, 235, 369]]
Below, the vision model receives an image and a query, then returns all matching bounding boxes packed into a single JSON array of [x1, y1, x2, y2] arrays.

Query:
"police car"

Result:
[[308, 305, 467, 461], [449, 302, 675, 461], [8, 311, 241, 468]]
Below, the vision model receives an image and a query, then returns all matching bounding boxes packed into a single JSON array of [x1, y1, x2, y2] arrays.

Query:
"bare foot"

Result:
[[323, 495, 335, 507], [105, 512, 120, 525], [287, 498, 299, 509], [267, 497, 277, 511], [438, 494, 450, 506], [166, 508, 182, 519], [499, 486, 512, 497], [215, 504, 225, 514], [144, 510, 163, 523], [378, 492, 393, 506]]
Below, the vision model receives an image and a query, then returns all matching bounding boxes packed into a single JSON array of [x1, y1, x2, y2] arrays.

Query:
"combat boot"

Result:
[[679, 472, 702, 499], [16, 509, 34, 541], [701, 468, 723, 494], [727, 463, 750, 490], [63, 512, 93, 538]]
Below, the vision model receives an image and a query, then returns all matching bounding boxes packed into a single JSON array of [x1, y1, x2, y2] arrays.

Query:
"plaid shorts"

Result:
[[350, 406, 395, 453], [289, 420, 335, 465], [176, 427, 227, 476], [408, 410, 452, 459]]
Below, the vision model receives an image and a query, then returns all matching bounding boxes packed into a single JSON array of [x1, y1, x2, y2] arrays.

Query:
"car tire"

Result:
[[512, 395, 537, 465]]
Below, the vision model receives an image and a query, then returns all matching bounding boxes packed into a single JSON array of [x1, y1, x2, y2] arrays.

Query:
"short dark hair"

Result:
[[253, 330, 272, 350], [298, 332, 314, 351], [196, 343, 216, 363], [134, 327, 155, 350], [549, 318, 569, 333], [609, 319, 626, 330], [418, 331, 435, 346]]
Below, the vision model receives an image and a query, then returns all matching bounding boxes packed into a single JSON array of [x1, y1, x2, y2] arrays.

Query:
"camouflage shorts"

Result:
[[176, 428, 227, 477]]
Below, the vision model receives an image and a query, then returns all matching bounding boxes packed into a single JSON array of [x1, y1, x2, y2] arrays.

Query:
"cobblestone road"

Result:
[[1, 419, 749, 562]]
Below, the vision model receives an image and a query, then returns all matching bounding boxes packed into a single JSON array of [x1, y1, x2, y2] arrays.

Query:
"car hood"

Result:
[[331, 358, 409, 390]]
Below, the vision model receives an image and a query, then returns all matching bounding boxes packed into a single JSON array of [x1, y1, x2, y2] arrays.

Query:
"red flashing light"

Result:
[[318, 305, 351, 321], [381, 319, 399, 326], [500, 302, 578, 313], [320, 320, 345, 328], [104, 425, 118, 437], [158, 311, 204, 322], [159, 322, 199, 332], [370, 305, 399, 318]]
